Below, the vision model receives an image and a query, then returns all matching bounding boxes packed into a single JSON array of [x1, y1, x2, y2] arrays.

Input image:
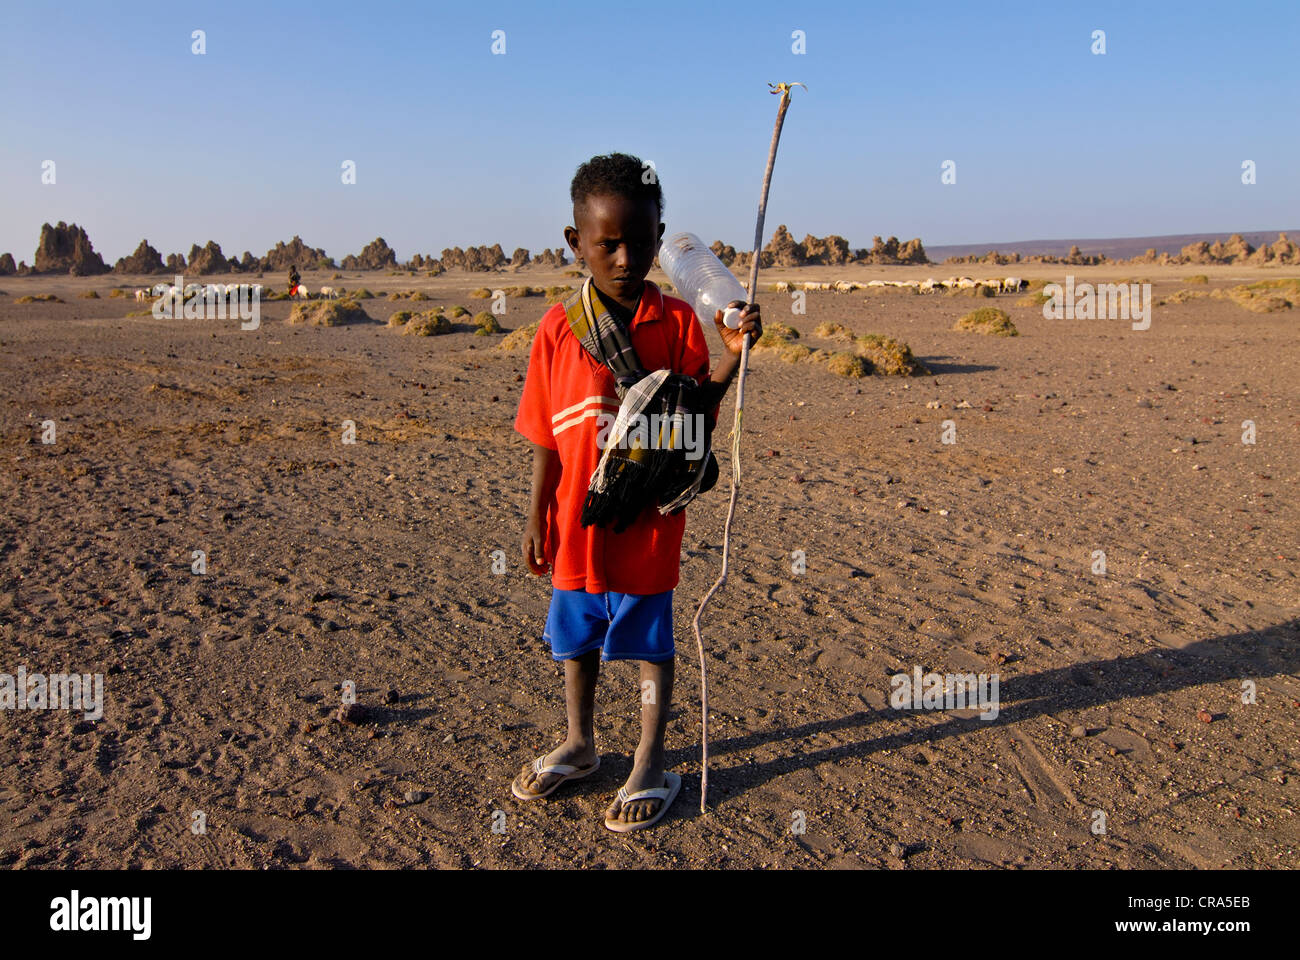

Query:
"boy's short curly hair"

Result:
[[570, 152, 664, 225]]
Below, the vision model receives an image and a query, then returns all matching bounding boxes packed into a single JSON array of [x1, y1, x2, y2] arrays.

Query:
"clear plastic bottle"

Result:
[[658, 231, 748, 329]]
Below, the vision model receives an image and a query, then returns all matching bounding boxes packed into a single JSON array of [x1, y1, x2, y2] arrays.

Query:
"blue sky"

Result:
[[1, 0, 1295, 264]]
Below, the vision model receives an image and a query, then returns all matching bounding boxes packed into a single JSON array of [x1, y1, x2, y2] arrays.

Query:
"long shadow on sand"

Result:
[[917, 355, 998, 375], [675, 619, 1299, 797]]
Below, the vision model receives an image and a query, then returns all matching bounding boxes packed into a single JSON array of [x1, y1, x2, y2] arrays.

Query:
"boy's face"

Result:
[[565, 192, 664, 309]]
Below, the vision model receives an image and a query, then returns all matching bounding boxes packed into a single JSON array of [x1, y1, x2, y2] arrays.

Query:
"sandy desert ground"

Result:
[[0, 263, 1296, 868]]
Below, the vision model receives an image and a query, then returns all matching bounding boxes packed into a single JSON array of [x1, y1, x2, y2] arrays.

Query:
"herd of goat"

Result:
[[775, 276, 1027, 294], [133, 283, 341, 302], [130, 276, 1028, 305]]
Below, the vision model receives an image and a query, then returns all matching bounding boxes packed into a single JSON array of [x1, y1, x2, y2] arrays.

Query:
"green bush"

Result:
[[826, 352, 871, 377], [954, 307, 1019, 336], [814, 321, 852, 340], [498, 321, 540, 351], [404, 311, 452, 336], [287, 298, 370, 326], [854, 334, 927, 375]]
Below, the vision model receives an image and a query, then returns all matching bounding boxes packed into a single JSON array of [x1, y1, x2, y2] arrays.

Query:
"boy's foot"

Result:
[[512, 742, 598, 799], [604, 760, 671, 827], [605, 768, 682, 833]]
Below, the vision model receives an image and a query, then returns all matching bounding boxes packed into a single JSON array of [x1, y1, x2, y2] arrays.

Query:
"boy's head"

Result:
[[565, 152, 664, 305]]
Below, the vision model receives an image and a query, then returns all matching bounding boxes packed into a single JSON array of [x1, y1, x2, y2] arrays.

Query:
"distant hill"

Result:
[[926, 230, 1300, 262]]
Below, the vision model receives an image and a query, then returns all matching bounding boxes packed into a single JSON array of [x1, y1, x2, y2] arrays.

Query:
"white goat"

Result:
[[294, 285, 310, 300], [319, 286, 338, 300], [1004, 276, 1026, 292]]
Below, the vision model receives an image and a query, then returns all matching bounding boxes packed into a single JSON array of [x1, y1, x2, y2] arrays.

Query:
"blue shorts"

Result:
[[543, 588, 675, 663]]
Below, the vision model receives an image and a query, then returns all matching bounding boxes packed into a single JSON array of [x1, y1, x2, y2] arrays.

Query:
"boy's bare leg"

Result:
[[606, 658, 674, 824], [515, 649, 600, 795]]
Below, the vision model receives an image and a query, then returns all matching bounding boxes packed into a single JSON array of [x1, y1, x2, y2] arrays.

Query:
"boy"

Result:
[[511, 152, 761, 831]]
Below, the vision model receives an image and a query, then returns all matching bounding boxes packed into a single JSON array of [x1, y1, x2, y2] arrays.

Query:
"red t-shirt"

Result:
[[514, 280, 720, 594]]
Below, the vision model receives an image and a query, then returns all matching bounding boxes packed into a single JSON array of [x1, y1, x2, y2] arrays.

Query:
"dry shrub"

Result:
[[543, 285, 574, 303], [349, 288, 375, 300], [288, 298, 370, 326], [265, 290, 292, 301], [864, 284, 917, 297], [409, 290, 430, 301], [403, 311, 452, 336], [1026, 277, 1050, 291], [388, 310, 413, 327], [826, 352, 871, 377], [854, 334, 927, 375], [1214, 278, 1300, 313], [563, 269, 585, 277], [16, 294, 62, 303], [1017, 291, 1052, 307], [1157, 288, 1211, 306], [753, 321, 800, 353], [79, 290, 100, 299], [470, 288, 492, 299], [813, 321, 853, 340], [473, 311, 502, 335], [447, 305, 469, 318], [954, 307, 1018, 337], [498, 320, 540, 351], [1186, 275, 1209, 284], [504, 285, 539, 297], [108, 289, 128, 298], [387, 291, 404, 301], [779, 344, 813, 363]]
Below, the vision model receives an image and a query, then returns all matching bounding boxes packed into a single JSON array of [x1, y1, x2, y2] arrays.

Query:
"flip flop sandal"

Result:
[[511, 753, 600, 800], [604, 772, 682, 833]]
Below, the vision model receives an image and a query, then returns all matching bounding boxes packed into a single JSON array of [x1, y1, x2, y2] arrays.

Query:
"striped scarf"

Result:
[[564, 279, 718, 532]]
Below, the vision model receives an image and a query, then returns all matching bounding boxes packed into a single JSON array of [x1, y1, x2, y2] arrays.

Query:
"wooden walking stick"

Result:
[[693, 81, 804, 813]]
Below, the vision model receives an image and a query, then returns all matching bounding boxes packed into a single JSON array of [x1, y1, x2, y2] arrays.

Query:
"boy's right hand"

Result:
[[522, 516, 550, 575]]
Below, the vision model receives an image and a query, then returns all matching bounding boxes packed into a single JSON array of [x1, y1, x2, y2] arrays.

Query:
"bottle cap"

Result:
[[722, 306, 743, 329]]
